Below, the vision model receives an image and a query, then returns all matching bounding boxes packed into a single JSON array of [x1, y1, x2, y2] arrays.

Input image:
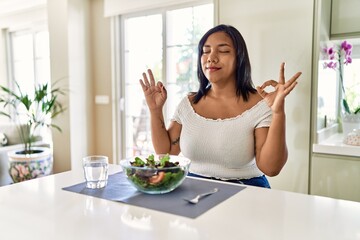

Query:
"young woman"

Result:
[[139, 24, 301, 188]]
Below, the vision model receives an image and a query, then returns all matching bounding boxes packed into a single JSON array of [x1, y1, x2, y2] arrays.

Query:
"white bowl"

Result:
[[120, 155, 191, 194]]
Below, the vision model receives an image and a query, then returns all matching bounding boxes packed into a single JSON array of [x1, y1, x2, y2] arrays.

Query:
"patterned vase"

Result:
[[7, 147, 53, 183]]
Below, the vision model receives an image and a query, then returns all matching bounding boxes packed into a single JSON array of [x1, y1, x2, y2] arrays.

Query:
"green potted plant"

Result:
[[0, 81, 66, 183]]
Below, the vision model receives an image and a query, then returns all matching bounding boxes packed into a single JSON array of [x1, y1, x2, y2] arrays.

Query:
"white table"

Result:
[[0, 164, 359, 240]]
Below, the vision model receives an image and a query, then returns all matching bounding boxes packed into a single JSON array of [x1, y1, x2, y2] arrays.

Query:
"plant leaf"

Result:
[[354, 107, 360, 114], [0, 111, 11, 118], [342, 99, 351, 114], [50, 124, 62, 132]]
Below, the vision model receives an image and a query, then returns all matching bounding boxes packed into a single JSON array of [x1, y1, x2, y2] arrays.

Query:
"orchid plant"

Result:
[[322, 40, 360, 115]]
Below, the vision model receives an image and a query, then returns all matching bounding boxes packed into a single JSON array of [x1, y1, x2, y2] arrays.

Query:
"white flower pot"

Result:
[[8, 147, 53, 183]]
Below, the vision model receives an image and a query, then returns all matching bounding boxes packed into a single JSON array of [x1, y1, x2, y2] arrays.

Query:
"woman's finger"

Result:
[[157, 81, 163, 90], [284, 81, 298, 96], [148, 69, 156, 86], [256, 86, 268, 98], [158, 81, 167, 97], [279, 62, 285, 85], [139, 79, 147, 91], [142, 72, 150, 87], [260, 79, 278, 89], [284, 72, 302, 88]]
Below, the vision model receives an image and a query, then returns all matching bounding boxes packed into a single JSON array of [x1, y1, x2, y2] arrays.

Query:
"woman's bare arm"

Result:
[[140, 69, 182, 155], [149, 110, 181, 155], [255, 63, 301, 176], [254, 112, 287, 176]]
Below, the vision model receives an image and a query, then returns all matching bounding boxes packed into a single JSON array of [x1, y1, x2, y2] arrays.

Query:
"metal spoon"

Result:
[[184, 188, 218, 204]]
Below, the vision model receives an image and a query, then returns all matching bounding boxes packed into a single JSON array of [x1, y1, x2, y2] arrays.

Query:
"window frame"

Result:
[[116, 1, 216, 160], [8, 27, 51, 89], [3, 22, 51, 121]]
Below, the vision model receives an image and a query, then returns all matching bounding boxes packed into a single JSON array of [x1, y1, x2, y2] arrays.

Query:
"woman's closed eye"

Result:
[[202, 50, 230, 54], [218, 46, 231, 53]]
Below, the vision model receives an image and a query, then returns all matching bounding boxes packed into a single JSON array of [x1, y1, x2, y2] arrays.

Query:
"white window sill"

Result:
[[313, 133, 360, 157]]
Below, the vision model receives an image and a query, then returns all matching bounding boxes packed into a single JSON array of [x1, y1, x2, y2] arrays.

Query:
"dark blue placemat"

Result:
[[62, 172, 245, 218]]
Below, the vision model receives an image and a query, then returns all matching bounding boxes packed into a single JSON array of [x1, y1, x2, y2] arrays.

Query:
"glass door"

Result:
[[122, 3, 214, 158]]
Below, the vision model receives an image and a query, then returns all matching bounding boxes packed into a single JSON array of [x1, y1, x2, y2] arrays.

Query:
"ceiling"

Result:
[[0, 0, 46, 17]]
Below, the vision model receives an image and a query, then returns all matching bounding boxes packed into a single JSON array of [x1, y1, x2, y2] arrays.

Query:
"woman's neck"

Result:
[[208, 81, 237, 99]]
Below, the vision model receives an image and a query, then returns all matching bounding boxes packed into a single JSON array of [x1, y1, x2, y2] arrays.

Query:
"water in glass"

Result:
[[83, 156, 108, 189]]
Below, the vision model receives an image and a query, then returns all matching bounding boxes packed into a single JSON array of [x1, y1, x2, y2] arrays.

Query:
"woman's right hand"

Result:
[[139, 69, 167, 111]]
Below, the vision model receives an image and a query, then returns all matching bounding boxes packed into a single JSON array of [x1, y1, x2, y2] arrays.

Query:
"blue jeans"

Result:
[[187, 172, 271, 188]]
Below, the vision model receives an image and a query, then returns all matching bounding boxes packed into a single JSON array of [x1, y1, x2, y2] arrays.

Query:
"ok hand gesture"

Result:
[[139, 69, 167, 111], [256, 62, 302, 113]]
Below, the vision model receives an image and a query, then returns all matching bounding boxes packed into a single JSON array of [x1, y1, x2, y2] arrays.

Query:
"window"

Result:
[[317, 39, 360, 130], [9, 29, 51, 96], [121, 2, 214, 158], [317, 59, 338, 129], [343, 43, 360, 114]]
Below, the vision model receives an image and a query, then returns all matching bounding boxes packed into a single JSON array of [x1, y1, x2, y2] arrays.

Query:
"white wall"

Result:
[[47, 0, 72, 173], [47, 0, 95, 173], [0, 0, 46, 17], [90, 0, 113, 161], [219, 0, 314, 193], [67, 0, 95, 172]]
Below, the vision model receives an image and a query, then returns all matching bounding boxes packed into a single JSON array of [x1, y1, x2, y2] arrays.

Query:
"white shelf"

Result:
[[313, 133, 360, 157]]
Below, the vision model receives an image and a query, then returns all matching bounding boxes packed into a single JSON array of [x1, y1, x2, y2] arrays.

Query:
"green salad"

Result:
[[125, 154, 186, 192]]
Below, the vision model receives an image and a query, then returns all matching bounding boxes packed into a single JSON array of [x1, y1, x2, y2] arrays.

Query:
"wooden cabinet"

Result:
[[311, 153, 360, 202], [331, 0, 360, 36]]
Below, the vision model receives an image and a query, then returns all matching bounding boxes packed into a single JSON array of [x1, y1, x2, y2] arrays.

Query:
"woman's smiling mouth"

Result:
[[206, 66, 221, 72]]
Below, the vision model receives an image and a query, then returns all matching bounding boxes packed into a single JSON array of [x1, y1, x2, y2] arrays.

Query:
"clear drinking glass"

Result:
[[83, 155, 109, 189]]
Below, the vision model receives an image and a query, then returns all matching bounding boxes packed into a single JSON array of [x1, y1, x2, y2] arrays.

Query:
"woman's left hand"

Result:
[[256, 62, 302, 113]]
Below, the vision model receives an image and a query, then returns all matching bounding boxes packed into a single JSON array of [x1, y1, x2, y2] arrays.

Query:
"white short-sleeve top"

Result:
[[171, 95, 272, 180]]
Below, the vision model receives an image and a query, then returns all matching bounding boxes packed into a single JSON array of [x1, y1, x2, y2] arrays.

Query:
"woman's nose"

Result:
[[207, 53, 218, 63]]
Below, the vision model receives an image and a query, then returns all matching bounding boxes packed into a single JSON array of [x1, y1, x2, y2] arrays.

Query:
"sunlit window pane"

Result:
[[193, 4, 214, 39], [10, 30, 51, 94], [165, 3, 213, 122], [9, 29, 51, 123], [124, 14, 162, 157], [124, 15, 163, 84], [343, 57, 360, 113], [35, 59, 51, 85], [167, 8, 194, 46], [35, 31, 50, 58], [123, 3, 213, 158], [317, 40, 360, 131], [166, 45, 198, 122], [12, 34, 33, 61], [317, 60, 338, 129], [13, 60, 35, 97]]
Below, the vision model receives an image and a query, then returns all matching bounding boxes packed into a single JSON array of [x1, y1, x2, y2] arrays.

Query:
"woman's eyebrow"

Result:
[[203, 43, 231, 48], [218, 43, 231, 47]]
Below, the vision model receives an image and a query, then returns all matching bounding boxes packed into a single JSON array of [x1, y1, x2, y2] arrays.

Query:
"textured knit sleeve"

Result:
[[254, 101, 272, 128], [171, 96, 187, 124]]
